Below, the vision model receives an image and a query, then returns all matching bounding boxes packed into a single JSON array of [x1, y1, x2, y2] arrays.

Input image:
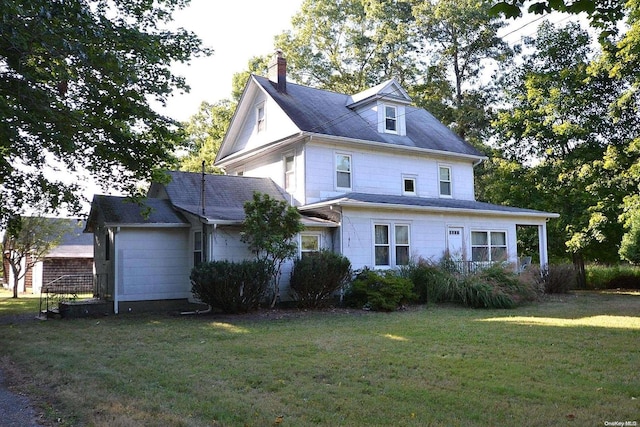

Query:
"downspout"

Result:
[[113, 227, 120, 314]]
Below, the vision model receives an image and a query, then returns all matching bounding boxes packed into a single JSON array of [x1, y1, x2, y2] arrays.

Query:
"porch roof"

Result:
[[300, 193, 559, 220]]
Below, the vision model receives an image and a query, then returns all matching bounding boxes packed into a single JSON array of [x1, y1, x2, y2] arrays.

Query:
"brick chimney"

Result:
[[268, 49, 287, 93]]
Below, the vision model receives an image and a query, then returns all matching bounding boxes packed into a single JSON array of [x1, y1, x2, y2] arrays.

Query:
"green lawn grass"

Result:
[[0, 289, 638, 426]]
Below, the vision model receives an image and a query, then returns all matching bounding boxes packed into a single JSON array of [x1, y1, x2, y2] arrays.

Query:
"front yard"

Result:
[[0, 289, 638, 426]]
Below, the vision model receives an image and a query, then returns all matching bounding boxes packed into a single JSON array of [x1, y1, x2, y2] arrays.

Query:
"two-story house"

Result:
[[85, 52, 558, 313]]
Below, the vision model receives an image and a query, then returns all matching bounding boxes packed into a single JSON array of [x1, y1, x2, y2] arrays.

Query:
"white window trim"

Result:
[[256, 102, 265, 133], [402, 174, 417, 196], [335, 152, 352, 191], [299, 233, 321, 258], [438, 164, 453, 198], [284, 153, 295, 192], [193, 230, 203, 267], [470, 230, 508, 262], [373, 222, 411, 268], [384, 104, 398, 134]]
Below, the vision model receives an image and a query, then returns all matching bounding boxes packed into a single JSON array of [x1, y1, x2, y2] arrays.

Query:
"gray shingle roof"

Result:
[[47, 219, 93, 258], [302, 193, 559, 218], [253, 75, 484, 158], [85, 195, 188, 231], [163, 171, 291, 222]]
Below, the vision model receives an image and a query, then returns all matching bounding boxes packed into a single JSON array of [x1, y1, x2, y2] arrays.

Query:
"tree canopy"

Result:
[[0, 0, 209, 226]]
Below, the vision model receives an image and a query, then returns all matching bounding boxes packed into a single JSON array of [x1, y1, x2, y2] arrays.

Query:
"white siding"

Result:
[[116, 228, 190, 301], [304, 141, 477, 203], [340, 207, 536, 271]]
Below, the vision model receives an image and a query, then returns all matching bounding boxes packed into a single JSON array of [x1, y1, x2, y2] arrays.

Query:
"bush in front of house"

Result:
[[523, 264, 576, 293], [455, 264, 541, 309], [344, 268, 416, 311], [190, 260, 271, 313], [400, 258, 457, 304], [290, 250, 352, 309]]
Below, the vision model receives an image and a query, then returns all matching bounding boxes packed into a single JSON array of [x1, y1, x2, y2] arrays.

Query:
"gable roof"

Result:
[[47, 219, 93, 258], [85, 195, 189, 232], [251, 75, 484, 158], [161, 171, 293, 223], [301, 193, 560, 219], [347, 78, 412, 107]]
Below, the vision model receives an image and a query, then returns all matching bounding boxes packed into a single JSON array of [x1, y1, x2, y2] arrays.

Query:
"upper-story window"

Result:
[[336, 153, 352, 189], [256, 103, 265, 132], [284, 155, 295, 191], [439, 165, 452, 197], [402, 175, 416, 196], [384, 105, 397, 133]]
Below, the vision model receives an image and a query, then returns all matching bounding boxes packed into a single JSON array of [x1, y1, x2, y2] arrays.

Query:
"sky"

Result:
[[158, 0, 579, 123], [157, 0, 304, 122]]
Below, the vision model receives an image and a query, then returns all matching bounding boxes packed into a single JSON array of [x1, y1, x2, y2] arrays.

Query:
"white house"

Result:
[[85, 52, 558, 313]]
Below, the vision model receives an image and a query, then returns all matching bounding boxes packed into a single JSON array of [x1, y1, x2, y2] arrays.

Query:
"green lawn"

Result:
[[0, 289, 638, 426]]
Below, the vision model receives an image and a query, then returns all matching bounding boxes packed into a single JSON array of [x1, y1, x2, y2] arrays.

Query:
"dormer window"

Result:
[[256, 103, 265, 132], [384, 105, 397, 133]]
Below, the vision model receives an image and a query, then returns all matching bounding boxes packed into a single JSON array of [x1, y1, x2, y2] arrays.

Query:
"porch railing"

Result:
[[441, 260, 516, 275], [38, 273, 95, 316]]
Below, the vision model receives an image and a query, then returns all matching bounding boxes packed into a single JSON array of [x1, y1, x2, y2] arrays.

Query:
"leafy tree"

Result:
[[492, 21, 640, 271], [241, 192, 304, 307], [274, 0, 419, 93], [179, 100, 233, 173], [0, 0, 208, 226], [412, 0, 512, 142], [179, 56, 269, 171], [1, 216, 75, 298]]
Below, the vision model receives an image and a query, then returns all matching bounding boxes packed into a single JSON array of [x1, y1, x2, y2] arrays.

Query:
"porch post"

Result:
[[538, 223, 549, 267]]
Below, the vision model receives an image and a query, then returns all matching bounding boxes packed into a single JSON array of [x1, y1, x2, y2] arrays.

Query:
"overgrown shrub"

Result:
[[526, 264, 576, 293], [456, 265, 540, 308], [400, 258, 457, 304], [290, 251, 352, 308], [344, 268, 416, 311], [190, 260, 270, 313]]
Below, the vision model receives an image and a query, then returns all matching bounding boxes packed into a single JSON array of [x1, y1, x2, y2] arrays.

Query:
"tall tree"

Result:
[[179, 56, 269, 171], [413, 0, 512, 142], [0, 0, 208, 226], [2, 216, 75, 298], [274, 0, 419, 94], [179, 100, 233, 173], [492, 21, 640, 267]]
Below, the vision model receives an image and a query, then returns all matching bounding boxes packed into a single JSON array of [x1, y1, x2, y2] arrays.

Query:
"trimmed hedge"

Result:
[[290, 250, 352, 308], [190, 260, 271, 313]]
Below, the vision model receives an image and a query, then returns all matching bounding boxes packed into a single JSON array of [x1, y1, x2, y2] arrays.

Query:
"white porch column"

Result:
[[538, 223, 549, 267]]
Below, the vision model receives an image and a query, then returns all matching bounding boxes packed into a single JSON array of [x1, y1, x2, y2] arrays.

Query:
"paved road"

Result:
[[0, 368, 44, 427]]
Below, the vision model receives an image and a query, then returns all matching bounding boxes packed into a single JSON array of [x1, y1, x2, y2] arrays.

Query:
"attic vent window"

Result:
[[257, 103, 265, 132], [385, 105, 397, 133]]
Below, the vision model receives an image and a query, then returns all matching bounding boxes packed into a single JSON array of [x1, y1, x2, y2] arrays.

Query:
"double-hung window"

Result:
[[256, 103, 265, 132], [336, 154, 352, 189], [439, 166, 452, 197], [193, 231, 203, 266], [374, 223, 410, 267], [284, 155, 295, 192], [300, 234, 320, 259], [385, 105, 397, 133], [471, 231, 507, 262]]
